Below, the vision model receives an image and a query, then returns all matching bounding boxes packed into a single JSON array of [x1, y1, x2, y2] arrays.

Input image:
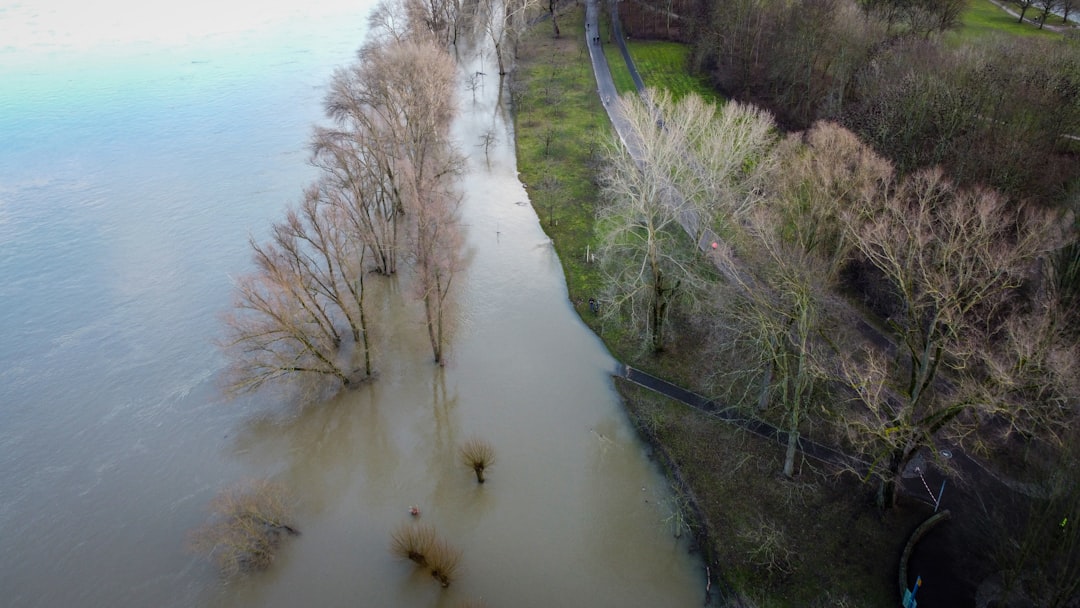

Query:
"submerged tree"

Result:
[[459, 437, 495, 483], [390, 523, 462, 588], [411, 186, 466, 365], [310, 126, 402, 276], [391, 522, 437, 566], [220, 191, 373, 394], [188, 479, 299, 577], [322, 37, 465, 364], [484, 0, 541, 76]]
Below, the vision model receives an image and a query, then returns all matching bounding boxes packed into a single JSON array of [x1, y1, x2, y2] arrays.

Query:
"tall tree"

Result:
[[220, 192, 375, 394], [310, 126, 401, 276], [596, 122, 705, 353], [706, 122, 891, 477], [410, 178, 465, 365], [1036, 0, 1060, 28], [485, 0, 541, 76], [277, 190, 374, 376], [835, 167, 1067, 507], [1062, 0, 1077, 22], [326, 38, 465, 364], [713, 208, 831, 477], [1015, 0, 1038, 23], [768, 122, 893, 278], [596, 91, 776, 353]]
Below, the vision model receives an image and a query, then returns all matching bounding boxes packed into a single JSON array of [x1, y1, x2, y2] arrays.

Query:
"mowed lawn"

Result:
[[602, 39, 721, 102], [949, 0, 1071, 43]]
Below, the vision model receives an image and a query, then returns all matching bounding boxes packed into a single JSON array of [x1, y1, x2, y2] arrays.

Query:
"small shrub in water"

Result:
[[460, 438, 495, 484], [391, 523, 436, 566], [426, 537, 463, 588]]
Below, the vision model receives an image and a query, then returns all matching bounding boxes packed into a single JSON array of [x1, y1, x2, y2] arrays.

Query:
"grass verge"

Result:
[[602, 39, 720, 103]]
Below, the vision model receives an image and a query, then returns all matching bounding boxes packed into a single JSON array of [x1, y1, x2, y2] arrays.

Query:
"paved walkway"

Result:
[[618, 364, 872, 473]]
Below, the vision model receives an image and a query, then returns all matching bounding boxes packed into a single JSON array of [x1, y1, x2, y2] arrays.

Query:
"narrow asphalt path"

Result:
[[617, 363, 872, 474]]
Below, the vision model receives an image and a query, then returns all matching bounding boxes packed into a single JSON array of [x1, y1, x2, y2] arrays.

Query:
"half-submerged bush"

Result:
[[460, 438, 495, 484], [390, 523, 462, 588], [391, 523, 436, 566], [426, 537, 462, 588], [188, 479, 299, 577]]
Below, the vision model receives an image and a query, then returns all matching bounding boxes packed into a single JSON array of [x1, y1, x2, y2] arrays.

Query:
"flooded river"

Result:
[[0, 2, 705, 606]]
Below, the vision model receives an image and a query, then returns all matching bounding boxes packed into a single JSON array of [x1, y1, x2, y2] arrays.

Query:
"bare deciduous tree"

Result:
[[713, 208, 832, 477], [188, 479, 298, 577], [221, 191, 374, 394], [311, 127, 401, 276], [411, 185, 465, 365], [323, 39, 461, 215], [835, 167, 1067, 507], [1035, 0, 1060, 28], [596, 134, 706, 351], [767, 122, 892, 278], [596, 91, 776, 353], [279, 189, 374, 376], [635, 89, 777, 246], [1015, 0, 1038, 23], [484, 0, 541, 76], [367, 0, 415, 44], [478, 129, 497, 167], [460, 437, 495, 483], [320, 38, 466, 365], [1061, 0, 1077, 22]]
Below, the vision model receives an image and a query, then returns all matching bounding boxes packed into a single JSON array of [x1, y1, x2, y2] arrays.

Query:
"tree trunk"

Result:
[[879, 439, 918, 509], [783, 429, 799, 478], [425, 293, 442, 364]]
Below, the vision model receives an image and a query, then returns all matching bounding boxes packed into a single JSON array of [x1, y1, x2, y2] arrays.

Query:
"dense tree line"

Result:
[[220, 2, 467, 396], [669, 0, 1080, 208], [598, 89, 1079, 510]]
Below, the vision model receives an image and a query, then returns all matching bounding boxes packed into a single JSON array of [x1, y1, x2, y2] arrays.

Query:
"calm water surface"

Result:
[[0, 3, 705, 606]]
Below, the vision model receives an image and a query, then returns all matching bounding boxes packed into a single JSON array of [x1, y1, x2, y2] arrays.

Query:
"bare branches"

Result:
[[834, 166, 1068, 506], [767, 122, 892, 278], [459, 438, 495, 483], [597, 90, 776, 353], [484, 0, 542, 75], [188, 479, 298, 577], [317, 37, 465, 365]]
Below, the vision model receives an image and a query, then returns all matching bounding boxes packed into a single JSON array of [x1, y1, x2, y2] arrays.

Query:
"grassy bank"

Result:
[[949, 0, 1071, 43], [601, 39, 719, 102], [512, 5, 926, 606]]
